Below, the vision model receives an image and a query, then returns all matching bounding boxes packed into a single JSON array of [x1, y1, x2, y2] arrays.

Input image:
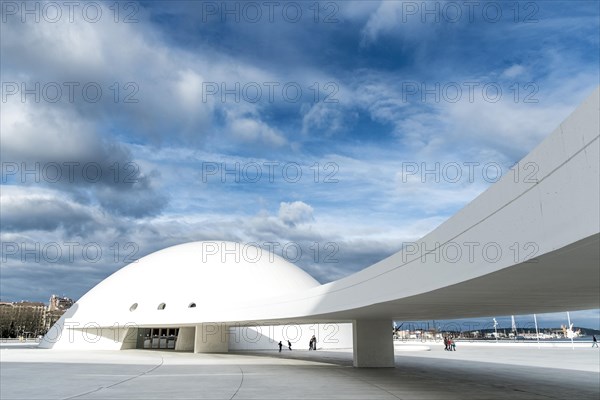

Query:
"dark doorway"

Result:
[[136, 328, 179, 350]]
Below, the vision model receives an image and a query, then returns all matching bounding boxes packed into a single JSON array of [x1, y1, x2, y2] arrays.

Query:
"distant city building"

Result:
[[0, 301, 46, 338], [45, 295, 75, 332], [48, 295, 74, 312], [0, 295, 74, 338]]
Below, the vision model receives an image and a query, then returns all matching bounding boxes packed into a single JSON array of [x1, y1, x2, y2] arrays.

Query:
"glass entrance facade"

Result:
[[137, 328, 179, 350]]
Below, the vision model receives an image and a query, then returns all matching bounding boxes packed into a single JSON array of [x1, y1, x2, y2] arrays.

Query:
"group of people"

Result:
[[277, 335, 318, 352], [278, 340, 292, 352], [444, 336, 456, 351]]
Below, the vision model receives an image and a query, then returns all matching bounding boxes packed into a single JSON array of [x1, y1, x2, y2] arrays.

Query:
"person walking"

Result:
[[311, 335, 317, 351], [288, 340, 292, 350], [278, 341, 283, 352], [593, 335, 598, 348]]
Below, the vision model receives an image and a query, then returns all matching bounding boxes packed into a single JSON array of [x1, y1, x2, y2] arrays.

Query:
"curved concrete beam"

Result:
[[228, 86, 600, 324]]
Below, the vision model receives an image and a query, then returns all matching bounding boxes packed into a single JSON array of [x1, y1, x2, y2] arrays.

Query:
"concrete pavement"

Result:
[[1, 344, 599, 399]]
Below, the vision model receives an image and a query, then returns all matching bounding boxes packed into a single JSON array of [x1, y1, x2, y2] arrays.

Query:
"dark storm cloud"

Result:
[[93, 174, 168, 218], [0, 263, 113, 303], [0, 195, 96, 235]]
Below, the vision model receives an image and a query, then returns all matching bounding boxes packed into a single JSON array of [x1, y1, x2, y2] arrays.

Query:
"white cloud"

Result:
[[0, 101, 105, 162], [0, 2, 286, 148], [301, 102, 356, 136], [359, 0, 441, 46], [360, 1, 403, 45], [338, 0, 382, 21], [0, 186, 98, 234], [278, 201, 314, 227], [502, 64, 526, 78], [228, 117, 286, 147], [175, 69, 208, 111]]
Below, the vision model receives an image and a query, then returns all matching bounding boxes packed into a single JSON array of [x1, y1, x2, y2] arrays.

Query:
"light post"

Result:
[[493, 318, 498, 343], [511, 315, 517, 341], [566, 311, 575, 350], [533, 314, 540, 349]]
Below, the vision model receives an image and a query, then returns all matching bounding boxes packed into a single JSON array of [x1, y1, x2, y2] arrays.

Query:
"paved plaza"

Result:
[[1, 342, 599, 399]]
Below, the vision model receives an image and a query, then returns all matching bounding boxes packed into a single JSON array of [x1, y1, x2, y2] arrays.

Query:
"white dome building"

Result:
[[41, 241, 352, 352]]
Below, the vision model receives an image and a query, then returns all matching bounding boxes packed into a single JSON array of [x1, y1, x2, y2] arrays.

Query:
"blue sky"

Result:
[[1, 1, 599, 328]]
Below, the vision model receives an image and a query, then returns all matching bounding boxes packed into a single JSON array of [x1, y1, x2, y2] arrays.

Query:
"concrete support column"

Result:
[[120, 327, 138, 349], [175, 327, 195, 351], [353, 319, 394, 368], [194, 323, 229, 353]]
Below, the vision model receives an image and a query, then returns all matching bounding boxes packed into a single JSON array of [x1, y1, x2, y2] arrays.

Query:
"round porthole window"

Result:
[[129, 303, 138, 311], [158, 303, 166, 310], [188, 302, 196, 308]]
